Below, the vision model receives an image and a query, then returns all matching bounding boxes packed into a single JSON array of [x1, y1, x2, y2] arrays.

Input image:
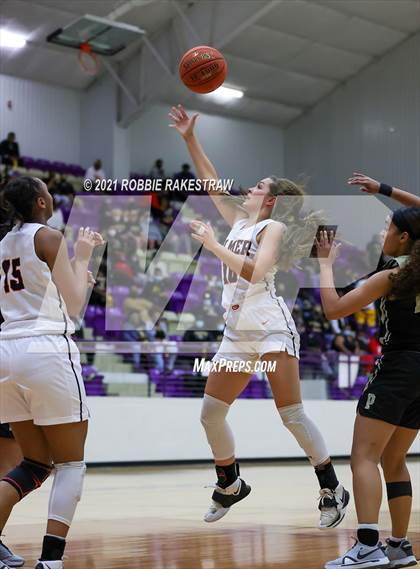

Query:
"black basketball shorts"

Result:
[[358, 350, 420, 430]]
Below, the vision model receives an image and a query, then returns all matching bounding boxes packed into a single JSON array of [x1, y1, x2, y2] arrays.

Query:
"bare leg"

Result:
[[0, 420, 51, 531], [381, 427, 418, 538], [351, 415, 396, 523], [0, 437, 22, 479], [261, 351, 302, 407]]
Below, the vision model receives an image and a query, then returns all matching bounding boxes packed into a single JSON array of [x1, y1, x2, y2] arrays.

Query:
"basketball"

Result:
[[179, 45, 227, 94]]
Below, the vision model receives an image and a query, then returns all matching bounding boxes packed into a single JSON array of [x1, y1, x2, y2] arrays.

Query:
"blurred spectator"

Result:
[[111, 250, 135, 285], [354, 278, 377, 330], [0, 132, 21, 167], [154, 318, 177, 373], [55, 175, 76, 205], [124, 285, 154, 315], [201, 290, 223, 331], [333, 325, 360, 355], [122, 311, 149, 368], [159, 197, 175, 232], [147, 218, 163, 250], [47, 197, 65, 232], [172, 163, 196, 201], [85, 159, 105, 181], [149, 159, 165, 179], [142, 267, 170, 309], [368, 335, 381, 356], [183, 319, 218, 342], [44, 171, 58, 191], [173, 163, 196, 182]]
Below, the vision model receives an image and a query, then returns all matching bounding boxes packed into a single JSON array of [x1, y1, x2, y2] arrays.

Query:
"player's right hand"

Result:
[[169, 104, 199, 140], [347, 172, 380, 194]]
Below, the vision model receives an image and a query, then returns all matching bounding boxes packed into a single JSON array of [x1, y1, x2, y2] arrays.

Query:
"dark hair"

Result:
[[389, 207, 420, 297], [0, 176, 43, 240], [268, 176, 324, 270]]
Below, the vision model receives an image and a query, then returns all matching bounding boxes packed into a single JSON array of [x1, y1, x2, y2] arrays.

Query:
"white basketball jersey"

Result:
[[0, 223, 74, 338], [221, 217, 277, 311]]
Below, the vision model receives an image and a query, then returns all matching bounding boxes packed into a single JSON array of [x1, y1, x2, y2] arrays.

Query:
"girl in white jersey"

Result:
[[0, 176, 103, 569], [169, 105, 349, 527]]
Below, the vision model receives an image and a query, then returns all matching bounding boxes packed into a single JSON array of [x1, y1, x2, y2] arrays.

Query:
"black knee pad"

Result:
[[2, 457, 53, 500], [386, 481, 412, 501]]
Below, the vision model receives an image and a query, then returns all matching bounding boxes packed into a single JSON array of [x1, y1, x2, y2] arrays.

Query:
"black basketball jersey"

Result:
[[376, 257, 420, 353]]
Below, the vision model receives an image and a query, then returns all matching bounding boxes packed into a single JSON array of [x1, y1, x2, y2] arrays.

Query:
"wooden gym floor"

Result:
[[4, 460, 419, 569]]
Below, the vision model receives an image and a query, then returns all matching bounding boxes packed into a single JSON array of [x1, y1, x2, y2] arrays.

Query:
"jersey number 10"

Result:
[[2, 258, 25, 293]]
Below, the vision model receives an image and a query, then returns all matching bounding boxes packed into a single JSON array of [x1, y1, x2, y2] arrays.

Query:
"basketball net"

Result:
[[78, 42, 99, 76]]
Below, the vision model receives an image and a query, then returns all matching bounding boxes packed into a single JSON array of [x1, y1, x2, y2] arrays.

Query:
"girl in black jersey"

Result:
[[317, 174, 419, 569]]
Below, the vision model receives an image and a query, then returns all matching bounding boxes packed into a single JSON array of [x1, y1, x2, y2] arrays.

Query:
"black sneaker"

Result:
[[318, 484, 350, 529], [204, 477, 251, 523]]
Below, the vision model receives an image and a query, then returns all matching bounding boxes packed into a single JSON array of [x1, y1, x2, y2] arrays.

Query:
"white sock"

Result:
[[390, 536, 405, 544], [358, 524, 379, 531], [45, 534, 65, 541]]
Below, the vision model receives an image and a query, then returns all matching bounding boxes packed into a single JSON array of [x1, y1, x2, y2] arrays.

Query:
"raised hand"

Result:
[[190, 219, 218, 251], [74, 227, 103, 261], [347, 172, 380, 194], [316, 230, 341, 265], [169, 104, 199, 140]]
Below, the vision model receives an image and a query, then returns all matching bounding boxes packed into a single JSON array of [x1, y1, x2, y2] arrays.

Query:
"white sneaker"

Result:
[[0, 541, 24, 567], [385, 539, 417, 568], [204, 478, 251, 523], [325, 539, 390, 568], [319, 483, 350, 529], [35, 561, 63, 569]]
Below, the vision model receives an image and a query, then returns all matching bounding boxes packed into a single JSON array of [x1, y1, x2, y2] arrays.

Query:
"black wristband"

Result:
[[379, 183, 393, 197]]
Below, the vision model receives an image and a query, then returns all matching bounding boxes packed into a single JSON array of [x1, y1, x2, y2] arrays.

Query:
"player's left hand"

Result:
[[316, 230, 341, 265], [190, 220, 217, 250]]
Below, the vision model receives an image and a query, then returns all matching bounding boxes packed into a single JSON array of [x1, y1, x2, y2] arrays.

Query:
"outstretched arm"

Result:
[[348, 172, 420, 208], [316, 231, 394, 320], [169, 105, 247, 227]]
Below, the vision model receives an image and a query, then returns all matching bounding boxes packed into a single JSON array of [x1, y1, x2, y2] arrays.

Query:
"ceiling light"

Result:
[[0, 29, 27, 48], [205, 86, 244, 102]]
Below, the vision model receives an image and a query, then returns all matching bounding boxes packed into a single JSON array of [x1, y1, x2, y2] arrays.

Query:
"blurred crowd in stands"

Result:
[[0, 146, 384, 399]]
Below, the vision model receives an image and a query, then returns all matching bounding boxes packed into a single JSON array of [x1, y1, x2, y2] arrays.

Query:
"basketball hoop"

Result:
[[78, 42, 99, 76]]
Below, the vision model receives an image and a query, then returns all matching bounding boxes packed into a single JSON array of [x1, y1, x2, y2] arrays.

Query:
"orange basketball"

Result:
[[179, 45, 227, 94]]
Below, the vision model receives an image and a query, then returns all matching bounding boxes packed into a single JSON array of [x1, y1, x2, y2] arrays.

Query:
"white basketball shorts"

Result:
[[0, 334, 90, 425], [212, 295, 300, 372]]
